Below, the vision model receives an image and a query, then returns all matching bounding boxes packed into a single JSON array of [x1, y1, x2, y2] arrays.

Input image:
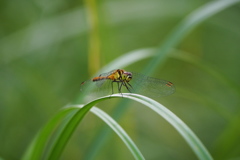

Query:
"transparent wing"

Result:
[[80, 79, 113, 99], [129, 72, 175, 97], [97, 69, 116, 77]]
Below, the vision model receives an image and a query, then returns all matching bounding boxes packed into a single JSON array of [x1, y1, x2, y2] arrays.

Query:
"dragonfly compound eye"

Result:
[[124, 72, 132, 82]]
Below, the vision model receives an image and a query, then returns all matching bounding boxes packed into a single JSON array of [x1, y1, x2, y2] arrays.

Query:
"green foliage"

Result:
[[23, 94, 212, 160], [0, 0, 240, 160]]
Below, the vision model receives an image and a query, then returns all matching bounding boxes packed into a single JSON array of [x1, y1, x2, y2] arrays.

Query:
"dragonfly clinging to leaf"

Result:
[[81, 69, 175, 97]]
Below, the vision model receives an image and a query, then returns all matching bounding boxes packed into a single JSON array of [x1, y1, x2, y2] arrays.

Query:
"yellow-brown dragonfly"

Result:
[[81, 69, 175, 97]]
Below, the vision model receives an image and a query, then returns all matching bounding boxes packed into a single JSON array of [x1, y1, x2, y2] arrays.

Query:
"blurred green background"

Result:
[[1, 0, 240, 159]]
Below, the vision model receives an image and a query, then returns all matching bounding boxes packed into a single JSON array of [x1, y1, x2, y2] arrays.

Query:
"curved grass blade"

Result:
[[22, 107, 78, 160], [124, 93, 213, 160], [99, 48, 155, 73], [23, 102, 144, 160], [45, 95, 144, 160], [39, 93, 212, 160], [70, 105, 145, 160], [144, 0, 240, 75]]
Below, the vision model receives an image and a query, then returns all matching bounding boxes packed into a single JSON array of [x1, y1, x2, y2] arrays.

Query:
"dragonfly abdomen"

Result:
[[92, 76, 108, 81]]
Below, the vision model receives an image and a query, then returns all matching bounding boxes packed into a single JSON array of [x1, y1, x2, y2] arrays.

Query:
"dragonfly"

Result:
[[80, 69, 175, 97]]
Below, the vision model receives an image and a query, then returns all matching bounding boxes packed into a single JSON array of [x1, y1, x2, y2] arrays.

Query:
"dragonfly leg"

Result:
[[126, 82, 134, 92], [118, 82, 124, 97], [122, 81, 131, 93], [112, 81, 123, 96]]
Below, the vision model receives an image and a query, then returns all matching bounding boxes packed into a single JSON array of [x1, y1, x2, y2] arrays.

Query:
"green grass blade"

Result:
[[144, 0, 240, 75], [99, 48, 155, 73], [22, 107, 78, 160], [24, 97, 145, 160], [70, 105, 145, 160], [45, 95, 137, 160], [89, 106, 145, 160], [83, 99, 133, 160], [124, 93, 213, 160], [32, 93, 212, 160]]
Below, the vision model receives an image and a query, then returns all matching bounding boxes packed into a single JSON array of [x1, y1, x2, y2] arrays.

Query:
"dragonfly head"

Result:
[[123, 72, 132, 82]]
